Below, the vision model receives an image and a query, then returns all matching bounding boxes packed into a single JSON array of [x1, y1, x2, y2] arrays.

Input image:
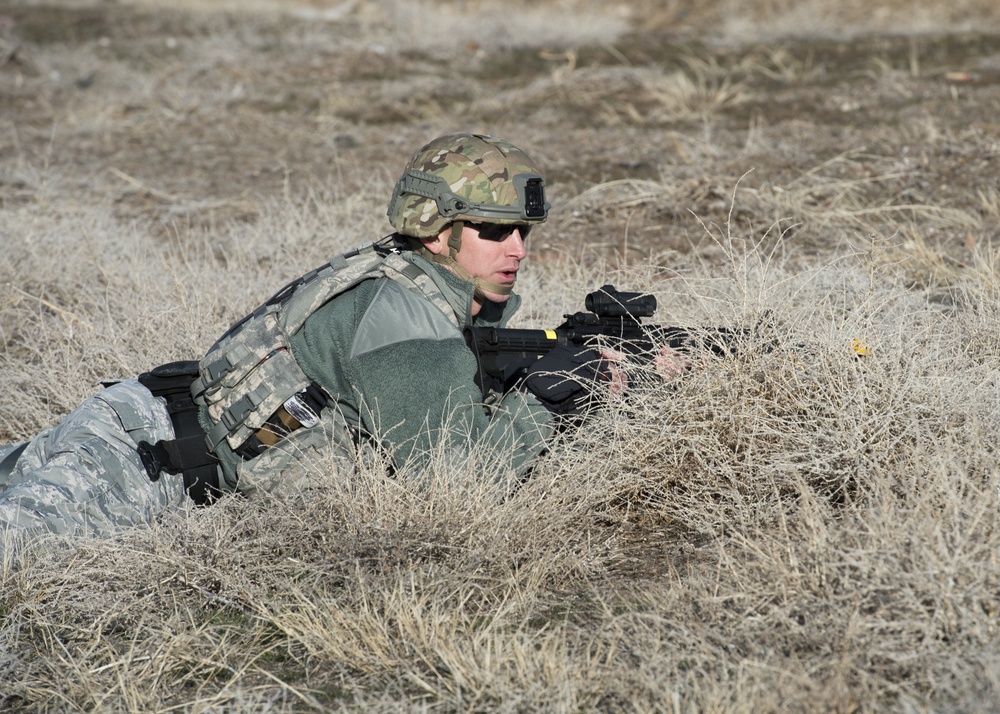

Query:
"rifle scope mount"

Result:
[[584, 284, 656, 319]]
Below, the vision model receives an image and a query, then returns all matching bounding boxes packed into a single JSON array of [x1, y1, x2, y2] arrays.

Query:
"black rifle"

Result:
[[464, 284, 745, 395]]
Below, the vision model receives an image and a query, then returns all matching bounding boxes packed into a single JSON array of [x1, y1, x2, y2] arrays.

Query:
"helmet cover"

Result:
[[388, 133, 549, 238]]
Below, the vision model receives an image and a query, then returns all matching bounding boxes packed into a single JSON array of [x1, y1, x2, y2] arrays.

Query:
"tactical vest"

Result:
[[192, 244, 453, 457]]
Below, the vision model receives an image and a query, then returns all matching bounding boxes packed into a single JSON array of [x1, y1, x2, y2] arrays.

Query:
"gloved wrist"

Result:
[[518, 345, 612, 416]]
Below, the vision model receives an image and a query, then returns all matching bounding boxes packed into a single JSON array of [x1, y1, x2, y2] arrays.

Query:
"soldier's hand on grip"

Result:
[[519, 345, 614, 416]]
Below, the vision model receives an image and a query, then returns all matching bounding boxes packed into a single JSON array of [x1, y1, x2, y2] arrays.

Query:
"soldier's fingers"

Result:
[[654, 346, 691, 381]]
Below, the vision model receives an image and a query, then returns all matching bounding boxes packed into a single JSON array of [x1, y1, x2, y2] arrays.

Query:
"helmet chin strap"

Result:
[[418, 221, 513, 300]]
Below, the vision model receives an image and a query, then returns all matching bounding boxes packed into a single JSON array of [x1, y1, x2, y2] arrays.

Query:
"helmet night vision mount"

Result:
[[392, 170, 549, 223]]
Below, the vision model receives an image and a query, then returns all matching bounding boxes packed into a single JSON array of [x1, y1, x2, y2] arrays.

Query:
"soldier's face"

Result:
[[426, 222, 529, 312]]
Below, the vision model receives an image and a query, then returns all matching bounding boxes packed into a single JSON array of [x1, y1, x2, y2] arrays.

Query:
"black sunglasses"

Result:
[[467, 222, 532, 241]]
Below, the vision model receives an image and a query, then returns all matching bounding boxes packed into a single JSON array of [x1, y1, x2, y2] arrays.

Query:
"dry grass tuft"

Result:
[[3, 165, 999, 710]]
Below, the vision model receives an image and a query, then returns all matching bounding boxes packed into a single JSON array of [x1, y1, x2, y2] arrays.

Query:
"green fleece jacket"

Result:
[[285, 252, 554, 480]]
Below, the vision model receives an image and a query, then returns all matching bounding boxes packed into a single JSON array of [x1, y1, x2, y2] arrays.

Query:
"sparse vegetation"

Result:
[[2, 0, 1000, 711]]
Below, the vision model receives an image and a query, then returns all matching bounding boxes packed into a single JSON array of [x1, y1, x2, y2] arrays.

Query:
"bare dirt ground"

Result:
[[4, 1, 1000, 269]]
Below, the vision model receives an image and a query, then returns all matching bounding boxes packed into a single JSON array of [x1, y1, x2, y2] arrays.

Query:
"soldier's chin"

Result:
[[479, 288, 513, 303]]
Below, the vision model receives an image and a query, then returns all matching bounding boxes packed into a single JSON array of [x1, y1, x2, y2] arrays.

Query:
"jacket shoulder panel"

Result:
[[351, 278, 462, 359]]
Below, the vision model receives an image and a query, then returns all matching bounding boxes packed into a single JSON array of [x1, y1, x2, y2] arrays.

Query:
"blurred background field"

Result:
[[2, 0, 1000, 711]]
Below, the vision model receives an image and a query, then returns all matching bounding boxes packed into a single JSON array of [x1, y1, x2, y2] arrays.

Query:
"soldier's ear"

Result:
[[421, 228, 450, 256]]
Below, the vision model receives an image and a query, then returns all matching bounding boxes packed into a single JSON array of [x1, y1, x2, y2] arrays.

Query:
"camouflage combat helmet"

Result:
[[387, 133, 550, 298], [388, 132, 549, 238]]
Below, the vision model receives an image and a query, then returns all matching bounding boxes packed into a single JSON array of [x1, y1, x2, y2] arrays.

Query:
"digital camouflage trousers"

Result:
[[0, 379, 191, 550]]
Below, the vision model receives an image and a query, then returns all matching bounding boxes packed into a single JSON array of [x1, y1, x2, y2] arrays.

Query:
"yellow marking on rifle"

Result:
[[544, 330, 557, 340]]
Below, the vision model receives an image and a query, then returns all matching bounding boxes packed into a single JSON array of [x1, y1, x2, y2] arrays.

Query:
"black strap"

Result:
[[136, 361, 222, 506]]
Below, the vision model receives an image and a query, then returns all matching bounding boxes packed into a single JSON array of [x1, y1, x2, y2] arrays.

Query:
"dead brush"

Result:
[[3, 175, 1000, 710], [475, 58, 749, 128], [0, 425, 622, 710], [3, 0, 1000, 705]]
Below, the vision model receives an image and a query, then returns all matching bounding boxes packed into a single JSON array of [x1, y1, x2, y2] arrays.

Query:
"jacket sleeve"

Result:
[[289, 279, 554, 486]]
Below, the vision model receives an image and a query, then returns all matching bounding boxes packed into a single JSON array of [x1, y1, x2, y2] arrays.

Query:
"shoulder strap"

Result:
[[380, 252, 461, 329]]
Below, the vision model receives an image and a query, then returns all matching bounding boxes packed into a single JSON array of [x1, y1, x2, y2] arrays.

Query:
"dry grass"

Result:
[[2, 0, 1000, 711], [3, 168, 998, 711]]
